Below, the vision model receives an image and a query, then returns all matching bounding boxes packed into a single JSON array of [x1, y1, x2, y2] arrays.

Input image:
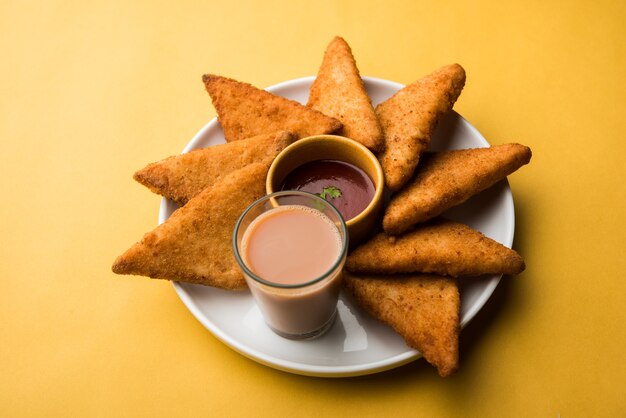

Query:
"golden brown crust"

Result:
[[112, 163, 268, 290], [343, 272, 460, 377], [383, 143, 532, 234], [133, 131, 296, 205], [346, 218, 525, 277], [307, 36, 384, 152], [376, 64, 466, 191], [202, 74, 342, 142]]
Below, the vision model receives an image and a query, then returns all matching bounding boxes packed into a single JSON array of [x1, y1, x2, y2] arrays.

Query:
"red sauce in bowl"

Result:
[[280, 159, 375, 221]]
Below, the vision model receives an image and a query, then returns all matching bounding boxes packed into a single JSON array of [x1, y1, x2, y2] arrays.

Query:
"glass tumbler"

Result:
[[233, 191, 348, 340]]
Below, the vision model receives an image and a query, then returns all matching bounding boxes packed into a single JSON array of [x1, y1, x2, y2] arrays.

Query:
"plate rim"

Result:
[[161, 75, 513, 377]]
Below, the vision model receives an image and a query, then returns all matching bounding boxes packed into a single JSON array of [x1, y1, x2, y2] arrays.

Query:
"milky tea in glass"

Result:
[[233, 191, 348, 340]]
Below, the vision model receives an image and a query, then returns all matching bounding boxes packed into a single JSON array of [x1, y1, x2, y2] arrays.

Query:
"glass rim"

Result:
[[232, 190, 349, 289]]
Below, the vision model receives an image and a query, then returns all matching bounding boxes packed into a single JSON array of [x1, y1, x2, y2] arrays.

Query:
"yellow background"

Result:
[[1, 0, 625, 416]]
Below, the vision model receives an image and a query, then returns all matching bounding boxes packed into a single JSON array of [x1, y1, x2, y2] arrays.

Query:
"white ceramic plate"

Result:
[[160, 76, 515, 377]]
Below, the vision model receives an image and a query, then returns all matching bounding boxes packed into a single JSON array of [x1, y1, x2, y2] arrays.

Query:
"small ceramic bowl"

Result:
[[266, 135, 384, 245]]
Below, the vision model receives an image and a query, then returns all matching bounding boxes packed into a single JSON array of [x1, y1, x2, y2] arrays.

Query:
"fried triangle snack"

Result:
[[133, 131, 296, 206], [383, 143, 532, 235], [202, 74, 342, 142], [307, 36, 384, 152], [376, 64, 466, 191], [346, 218, 525, 277], [112, 163, 268, 290], [343, 271, 460, 377]]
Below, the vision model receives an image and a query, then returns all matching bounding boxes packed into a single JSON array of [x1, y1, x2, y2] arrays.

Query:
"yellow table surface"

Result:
[[2, 0, 625, 416]]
